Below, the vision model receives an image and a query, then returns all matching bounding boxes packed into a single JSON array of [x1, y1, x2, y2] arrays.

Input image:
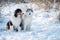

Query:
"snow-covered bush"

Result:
[[57, 11, 60, 21], [49, 10, 60, 21]]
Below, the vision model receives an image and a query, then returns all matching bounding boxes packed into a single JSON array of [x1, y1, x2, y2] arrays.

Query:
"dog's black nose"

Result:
[[29, 13, 31, 15]]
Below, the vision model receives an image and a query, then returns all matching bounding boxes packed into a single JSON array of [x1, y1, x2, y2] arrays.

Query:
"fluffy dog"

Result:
[[21, 8, 33, 31], [6, 9, 23, 31]]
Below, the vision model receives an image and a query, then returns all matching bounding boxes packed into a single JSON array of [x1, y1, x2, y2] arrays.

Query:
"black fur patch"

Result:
[[7, 21, 13, 29], [26, 9, 33, 12], [20, 20, 24, 30]]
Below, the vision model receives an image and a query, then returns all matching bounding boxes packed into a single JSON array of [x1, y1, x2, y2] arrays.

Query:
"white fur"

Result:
[[9, 15, 21, 31], [22, 11, 33, 31]]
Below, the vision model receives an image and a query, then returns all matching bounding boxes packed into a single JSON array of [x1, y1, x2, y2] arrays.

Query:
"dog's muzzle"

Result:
[[29, 13, 31, 15]]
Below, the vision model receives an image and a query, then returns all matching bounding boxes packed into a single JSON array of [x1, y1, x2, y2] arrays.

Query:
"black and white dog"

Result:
[[6, 8, 33, 31], [21, 8, 33, 31], [6, 9, 23, 31]]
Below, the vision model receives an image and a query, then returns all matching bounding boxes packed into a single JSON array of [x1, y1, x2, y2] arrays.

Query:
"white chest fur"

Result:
[[22, 13, 33, 31], [10, 16, 22, 28]]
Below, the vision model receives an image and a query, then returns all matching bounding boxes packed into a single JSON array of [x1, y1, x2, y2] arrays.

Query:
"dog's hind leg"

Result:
[[7, 21, 13, 30]]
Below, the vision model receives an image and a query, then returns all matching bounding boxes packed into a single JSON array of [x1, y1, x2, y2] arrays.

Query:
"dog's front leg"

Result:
[[24, 25, 27, 31], [18, 26, 21, 31], [26, 24, 31, 31]]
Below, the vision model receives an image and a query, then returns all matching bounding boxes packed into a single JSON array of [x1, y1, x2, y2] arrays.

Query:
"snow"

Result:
[[0, 3, 60, 40]]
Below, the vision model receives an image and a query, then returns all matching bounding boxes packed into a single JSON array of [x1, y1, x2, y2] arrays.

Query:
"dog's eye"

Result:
[[29, 13, 31, 15]]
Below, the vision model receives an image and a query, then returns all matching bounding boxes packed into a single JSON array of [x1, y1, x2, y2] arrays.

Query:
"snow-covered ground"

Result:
[[0, 3, 60, 40]]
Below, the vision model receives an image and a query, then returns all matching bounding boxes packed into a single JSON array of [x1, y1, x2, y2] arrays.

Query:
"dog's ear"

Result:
[[26, 9, 33, 12], [14, 13, 17, 17]]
